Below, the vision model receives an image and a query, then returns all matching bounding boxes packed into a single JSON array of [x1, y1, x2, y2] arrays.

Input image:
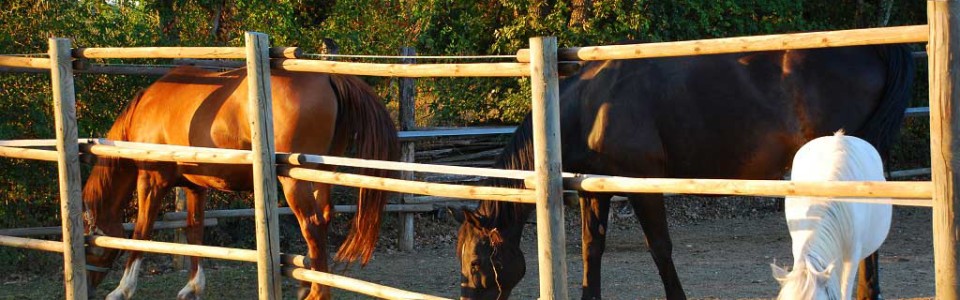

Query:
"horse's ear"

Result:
[[770, 262, 789, 284], [810, 260, 835, 280], [488, 228, 504, 247], [462, 209, 483, 228], [448, 207, 464, 224]]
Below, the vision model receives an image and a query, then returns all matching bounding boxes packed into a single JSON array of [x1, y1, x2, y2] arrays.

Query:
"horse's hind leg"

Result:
[[107, 168, 175, 300], [279, 176, 332, 300], [580, 192, 612, 300], [177, 186, 208, 300], [628, 193, 686, 300], [856, 251, 881, 300]]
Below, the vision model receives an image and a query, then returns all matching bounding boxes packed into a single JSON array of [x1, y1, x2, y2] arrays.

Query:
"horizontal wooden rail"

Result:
[[273, 59, 531, 77], [0, 235, 65, 253], [71, 47, 301, 59], [516, 25, 928, 62], [0, 55, 51, 69], [88, 235, 259, 262], [280, 166, 536, 203], [604, 194, 931, 207], [162, 204, 434, 221], [0, 219, 217, 237], [906, 106, 931, 117], [283, 267, 451, 300], [524, 174, 932, 200], [889, 168, 932, 178], [293, 153, 529, 179], [0, 145, 59, 161]]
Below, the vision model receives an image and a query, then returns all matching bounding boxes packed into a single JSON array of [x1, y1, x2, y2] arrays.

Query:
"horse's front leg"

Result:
[[177, 186, 208, 300], [628, 193, 686, 300], [106, 169, 173, 300], [856, 251, 881, 300], [280, 177, 332, 300], [580, 192, 612, 300]]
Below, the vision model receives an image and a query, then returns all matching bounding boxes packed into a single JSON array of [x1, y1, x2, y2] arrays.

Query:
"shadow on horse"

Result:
[[455, 44, 915, 300], [81, 66, 399, 300]]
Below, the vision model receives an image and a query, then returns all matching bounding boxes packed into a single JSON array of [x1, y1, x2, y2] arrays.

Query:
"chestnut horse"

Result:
[[81, 66, 399, 300], [455, 44, 914, 299]]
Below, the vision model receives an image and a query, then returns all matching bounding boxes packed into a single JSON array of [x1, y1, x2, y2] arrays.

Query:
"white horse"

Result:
[[771, 131, 892, 300]]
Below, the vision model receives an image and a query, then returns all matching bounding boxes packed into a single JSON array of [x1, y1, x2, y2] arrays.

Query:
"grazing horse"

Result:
[[81, 66, 399, 300], [456, 44, 914, 300], [770, 132, 893, 299], [771, 132, 892, 300]]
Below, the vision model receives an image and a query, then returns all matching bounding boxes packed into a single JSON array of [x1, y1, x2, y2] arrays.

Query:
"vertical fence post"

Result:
[[398, 46, 417, 252], [529, 36, 568, 300], [245, 31, 282, 300], [929, 1, 960, 298], [49, 37, 88, 300], [172, 188, 190, 271]]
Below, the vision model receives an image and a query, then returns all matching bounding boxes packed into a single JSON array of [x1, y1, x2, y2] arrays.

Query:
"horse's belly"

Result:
[[179, 164, 254, 191]]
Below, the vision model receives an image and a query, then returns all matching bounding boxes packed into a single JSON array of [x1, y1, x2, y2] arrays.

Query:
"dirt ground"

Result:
[[347, 197, 935, 300], [0, 196, 936, 299]]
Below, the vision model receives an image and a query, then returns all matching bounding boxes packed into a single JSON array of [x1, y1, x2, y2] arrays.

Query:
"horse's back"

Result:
[[560, 45, 904, 181], [786, 132, 892, 259], [125, 66, 337, 152]]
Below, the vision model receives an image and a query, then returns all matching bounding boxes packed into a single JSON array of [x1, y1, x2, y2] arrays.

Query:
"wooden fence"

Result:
[[0, 5, 957, 299]]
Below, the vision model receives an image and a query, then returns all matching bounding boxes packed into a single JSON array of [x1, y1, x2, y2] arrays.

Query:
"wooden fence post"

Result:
[[245, 32, 282, 300], [49, 37, 88, 300], [529, 36, 568, 300], [928, 1, 960, 298], [398, 46, 417, 252], [172, 188, 190, 271]]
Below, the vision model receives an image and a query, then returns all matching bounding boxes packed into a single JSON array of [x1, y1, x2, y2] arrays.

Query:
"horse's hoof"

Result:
[[297, 286, 311, 300], [104, 292, 126, 300], [177, 290, 201, 300]]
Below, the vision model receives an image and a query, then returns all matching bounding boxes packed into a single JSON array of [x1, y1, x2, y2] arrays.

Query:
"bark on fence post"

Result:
[[529, 36, 569, 300], [928, 1, 960, 298], [398, 46, 417, 252], [246, 31, 282, 300], [172, 188, 190, 271], [50, 37, 88, 300]]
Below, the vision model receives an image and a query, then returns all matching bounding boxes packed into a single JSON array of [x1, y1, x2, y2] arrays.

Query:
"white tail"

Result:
[[771, 131, 892, 300]]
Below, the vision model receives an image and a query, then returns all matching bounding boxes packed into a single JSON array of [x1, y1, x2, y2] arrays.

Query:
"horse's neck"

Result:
[[476, 201, 534, 242], [800, 202, 854, 265]]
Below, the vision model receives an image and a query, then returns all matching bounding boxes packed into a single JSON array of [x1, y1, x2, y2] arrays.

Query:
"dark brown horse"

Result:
[[81, 66, 399, 300], [456, 44, 915, 299]]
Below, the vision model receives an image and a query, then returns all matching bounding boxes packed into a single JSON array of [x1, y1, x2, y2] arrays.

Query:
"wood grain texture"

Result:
[[529, 36, 569, 300], [246, 32, 282, 300], [517, 25, 928, 62], [49, 38, 87, 300], [929, 1, 960, 298], [273, 59, 530, 77]]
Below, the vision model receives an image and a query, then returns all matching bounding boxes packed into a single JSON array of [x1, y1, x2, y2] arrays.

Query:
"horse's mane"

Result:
[[82, 90, 146, 222], [775, 131, 881, 300], [476, 116, 538, 229]]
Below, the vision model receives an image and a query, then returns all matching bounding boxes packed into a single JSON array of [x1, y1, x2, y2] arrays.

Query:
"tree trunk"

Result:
[[155, 0, 179, 44], [569, 0, 591, 29], [877, 0, 894, 26], [528, 0, 555, 28]]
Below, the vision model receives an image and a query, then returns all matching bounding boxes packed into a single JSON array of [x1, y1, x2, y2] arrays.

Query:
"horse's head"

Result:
[[771, 260, 838, 300], [82, 210, 121, 291], [455, 209, 525, 300]]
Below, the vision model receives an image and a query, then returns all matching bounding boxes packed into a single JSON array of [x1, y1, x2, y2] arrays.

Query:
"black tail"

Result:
[[853, 44, 916, 156]]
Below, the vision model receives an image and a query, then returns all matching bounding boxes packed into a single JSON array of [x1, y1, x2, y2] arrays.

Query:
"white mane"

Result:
[[771, 131, 892, 300]]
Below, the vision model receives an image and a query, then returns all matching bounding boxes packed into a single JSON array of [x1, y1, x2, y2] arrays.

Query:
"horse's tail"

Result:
[[327, 74, 400, 264], [853, 44, 916, 157]]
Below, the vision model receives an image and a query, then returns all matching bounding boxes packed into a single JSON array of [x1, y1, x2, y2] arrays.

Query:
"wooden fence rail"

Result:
[[70, 46, 301, 59], [516, 25, 927, 62]]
